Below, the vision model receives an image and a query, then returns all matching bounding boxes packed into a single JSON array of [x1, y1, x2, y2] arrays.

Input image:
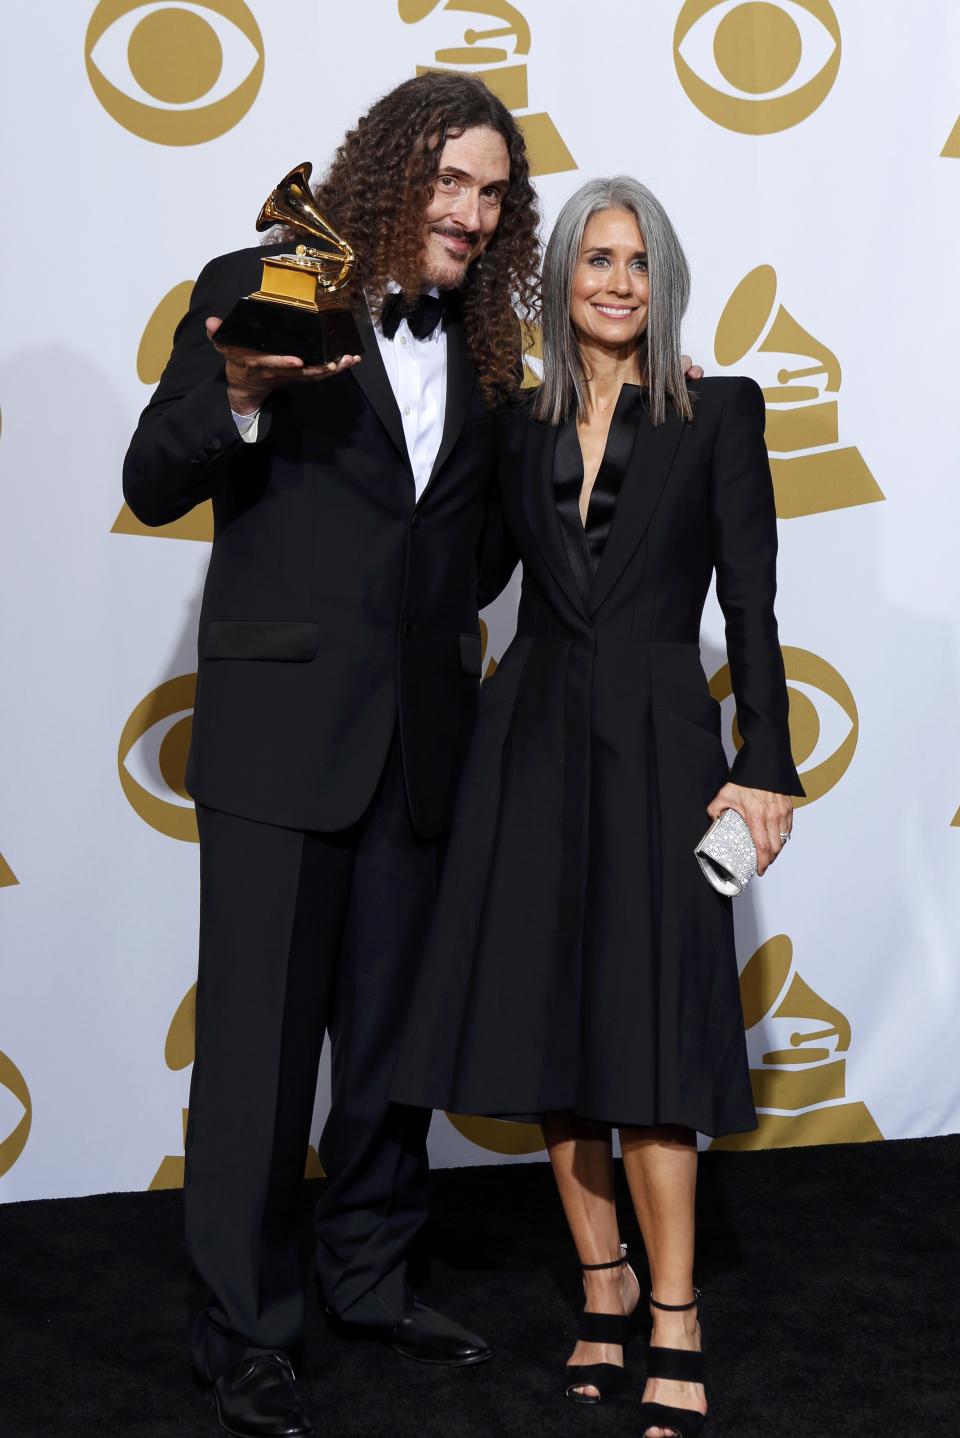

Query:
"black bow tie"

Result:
[[380, 291, 447, 342]]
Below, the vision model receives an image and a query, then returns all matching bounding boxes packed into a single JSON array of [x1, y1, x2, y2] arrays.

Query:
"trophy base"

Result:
[[216, 296, 364, 365]]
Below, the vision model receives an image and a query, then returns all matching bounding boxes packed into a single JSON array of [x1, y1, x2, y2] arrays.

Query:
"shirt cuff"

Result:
[[232, 408, 261, 443]]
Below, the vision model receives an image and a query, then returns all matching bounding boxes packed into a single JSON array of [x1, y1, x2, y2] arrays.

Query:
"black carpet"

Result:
[[3, 1136, 957, 1437]]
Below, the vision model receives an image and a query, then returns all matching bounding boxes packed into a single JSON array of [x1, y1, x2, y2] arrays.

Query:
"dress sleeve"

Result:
[[709, 377, 805, 797]]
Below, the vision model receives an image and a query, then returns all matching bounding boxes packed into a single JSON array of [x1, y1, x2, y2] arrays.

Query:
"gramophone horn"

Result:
[[715, 265, 778, 365], [255, 161, 354, 268], [397, 0, 445, 20], [738, 934, 794, 1031]]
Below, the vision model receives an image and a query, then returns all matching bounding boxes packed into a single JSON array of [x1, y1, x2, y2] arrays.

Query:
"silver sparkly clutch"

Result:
[[694, 809, 757, 897]]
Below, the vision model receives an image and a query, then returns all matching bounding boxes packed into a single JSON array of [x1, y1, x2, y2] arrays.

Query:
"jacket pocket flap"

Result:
[[459, 632, 483, 677], [203, 620, 319, 662]]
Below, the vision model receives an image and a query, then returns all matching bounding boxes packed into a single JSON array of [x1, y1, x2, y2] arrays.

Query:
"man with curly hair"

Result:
[[124, 72, 538, 1438]]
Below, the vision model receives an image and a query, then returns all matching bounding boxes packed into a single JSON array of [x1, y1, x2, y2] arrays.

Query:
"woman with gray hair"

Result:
[[393, 177, 802, 1436]]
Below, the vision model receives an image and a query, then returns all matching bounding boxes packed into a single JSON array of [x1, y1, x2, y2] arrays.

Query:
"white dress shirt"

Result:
[[232, 287, 447, 503]]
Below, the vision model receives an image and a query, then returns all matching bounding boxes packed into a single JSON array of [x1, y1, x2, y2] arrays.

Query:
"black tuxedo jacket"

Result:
[[123, 245, 508, 837]]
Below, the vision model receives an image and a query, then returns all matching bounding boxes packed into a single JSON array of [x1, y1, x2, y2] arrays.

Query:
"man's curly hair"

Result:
[[308, 72, 541, 402]]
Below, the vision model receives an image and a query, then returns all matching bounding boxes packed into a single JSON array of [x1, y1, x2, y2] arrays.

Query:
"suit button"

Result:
[[402, 619, 413, 637]]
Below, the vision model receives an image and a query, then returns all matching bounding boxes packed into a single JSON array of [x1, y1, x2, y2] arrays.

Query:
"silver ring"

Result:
[[779, 832, 791, 843]]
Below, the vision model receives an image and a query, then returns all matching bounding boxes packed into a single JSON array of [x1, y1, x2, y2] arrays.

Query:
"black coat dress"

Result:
[[392, 378, 804, 1138]]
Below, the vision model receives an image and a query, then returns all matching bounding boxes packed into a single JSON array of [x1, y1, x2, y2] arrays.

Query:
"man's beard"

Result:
[[421, 225, 479, 291]]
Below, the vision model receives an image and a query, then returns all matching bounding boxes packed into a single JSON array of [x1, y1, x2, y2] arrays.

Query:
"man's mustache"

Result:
[[430, 225, 480, 246]]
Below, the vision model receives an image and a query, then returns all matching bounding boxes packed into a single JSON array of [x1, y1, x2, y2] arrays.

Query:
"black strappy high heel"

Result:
[[638, 1290, 707, 1437], [563, 1252, 637, 1405]]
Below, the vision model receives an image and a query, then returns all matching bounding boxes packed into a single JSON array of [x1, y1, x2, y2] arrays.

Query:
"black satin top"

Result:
[[553, 384, 644, 603]]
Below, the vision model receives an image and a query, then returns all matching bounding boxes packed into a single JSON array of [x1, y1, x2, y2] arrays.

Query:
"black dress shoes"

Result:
[[327, 1298, 491, 1366], [211, 1353, 315, 1437]]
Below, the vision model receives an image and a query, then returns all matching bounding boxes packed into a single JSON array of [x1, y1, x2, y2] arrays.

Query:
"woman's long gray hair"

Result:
[[533, 176, 693, 426]]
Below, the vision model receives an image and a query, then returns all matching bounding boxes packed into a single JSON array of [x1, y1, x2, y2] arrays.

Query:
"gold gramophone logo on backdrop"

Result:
[[712, 935, 882, 1150], [942, 115, 960, 158], [0, 853, 18, 888], [674, 0, 840, 134], [479, 619, 499, 679], [400, 0, 576, 177], [150, 984, 324, 1188], [85, 0, 264, 145], [520, 318, 543, 391], [118, 674, 198, 842], [710, 646, 857, 806], [112, 281, 214, 542], [715, 265, 883, 520], [149, 983, 196, 1189], [0, 1050, 32, 1178]]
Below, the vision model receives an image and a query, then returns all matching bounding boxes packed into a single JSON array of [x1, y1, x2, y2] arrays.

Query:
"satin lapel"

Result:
[[587, 407, 687, 614], [521, 418, 590, 623], [421, 311, 475, 498], [347, 303, 411, 479]]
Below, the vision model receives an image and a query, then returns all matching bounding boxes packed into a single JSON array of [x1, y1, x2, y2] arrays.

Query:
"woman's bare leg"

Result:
[[620, 1125, 706, 1437], [542, 1112, 640, 1399]]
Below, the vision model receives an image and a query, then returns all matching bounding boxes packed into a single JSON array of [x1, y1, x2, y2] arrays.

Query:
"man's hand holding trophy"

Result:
[[209, 161, 364, 415]]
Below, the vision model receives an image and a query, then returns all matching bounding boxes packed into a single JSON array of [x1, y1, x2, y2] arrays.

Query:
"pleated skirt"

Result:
[[392, 636, 757, 1139]]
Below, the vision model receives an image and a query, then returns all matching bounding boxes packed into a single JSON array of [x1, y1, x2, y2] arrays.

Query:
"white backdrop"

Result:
[[2, 0, 959, 1201]]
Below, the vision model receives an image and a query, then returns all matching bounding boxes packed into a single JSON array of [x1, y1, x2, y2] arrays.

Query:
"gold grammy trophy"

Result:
[[715, 266, 883, 519], [216, 161, 364, 364]]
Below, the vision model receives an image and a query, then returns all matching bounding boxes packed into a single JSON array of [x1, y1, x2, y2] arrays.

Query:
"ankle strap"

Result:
[[649, 1287, 701, 1312], [577, 1310, 629, 1343], [581, 1255, 627, 1271]]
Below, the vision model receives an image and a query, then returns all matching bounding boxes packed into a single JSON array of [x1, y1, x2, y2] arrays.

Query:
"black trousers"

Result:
[[184, 739, 439, 1380]]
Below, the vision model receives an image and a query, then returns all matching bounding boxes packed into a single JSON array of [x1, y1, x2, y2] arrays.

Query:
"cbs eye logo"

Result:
[[85, 0, 264, 146], [674, 0, 840, 134], [0, 1050, 32, 1179], [710, 646, 857, 804], [118, 674, 198, 842]]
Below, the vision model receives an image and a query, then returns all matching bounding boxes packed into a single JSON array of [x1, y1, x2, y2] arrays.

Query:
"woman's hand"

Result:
[[206, 316, 361, 415], [706, 783, 793, 876]]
